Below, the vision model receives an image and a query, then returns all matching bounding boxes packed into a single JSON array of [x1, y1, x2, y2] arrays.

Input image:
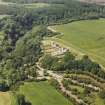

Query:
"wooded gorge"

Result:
[[0, 0, 105, 105]]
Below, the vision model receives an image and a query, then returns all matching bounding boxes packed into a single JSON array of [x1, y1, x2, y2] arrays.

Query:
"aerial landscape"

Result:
[[0, 0, 105, 105]]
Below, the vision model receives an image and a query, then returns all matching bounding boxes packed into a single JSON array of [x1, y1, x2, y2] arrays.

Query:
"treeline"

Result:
[[14, 93, 32, 105], [0, 4, 26, 15], [25, 1, 105, 24], [2, 0, 105, 23], [2, 0, 68, 4], [0, 11, 57, 90], [41, 52, 105, 79]]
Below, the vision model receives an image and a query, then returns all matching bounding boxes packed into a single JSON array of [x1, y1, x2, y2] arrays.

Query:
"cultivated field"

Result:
[[0, 92, 11, 105], [51, 19, 105, 67], [18, 81, 73, 105], [24, 3, 50, 9], [64, 73, 105, 105]]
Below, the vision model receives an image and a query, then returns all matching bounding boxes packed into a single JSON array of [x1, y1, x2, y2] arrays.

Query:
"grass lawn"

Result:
[[51, 19, 105, 67], [18, 81, 73, 105]]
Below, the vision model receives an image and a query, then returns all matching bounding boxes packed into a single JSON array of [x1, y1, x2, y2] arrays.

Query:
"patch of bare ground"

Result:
[[0, 92, 11, 105]]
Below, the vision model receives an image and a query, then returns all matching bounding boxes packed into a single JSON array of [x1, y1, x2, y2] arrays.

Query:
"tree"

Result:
[[83, 87, 91, 96], [41, 55, 58, 69], [49, 78, 60, 89], [17, 94, 32, 105], [51, 61, 64, 71], [17, 94, 26, 105], [63, 51, 75, 62]]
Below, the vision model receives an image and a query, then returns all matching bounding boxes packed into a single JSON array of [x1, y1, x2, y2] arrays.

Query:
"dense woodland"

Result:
[[41, 52, 105, 79], [0, 0, 105, 93], [1, 0, 105, 20]]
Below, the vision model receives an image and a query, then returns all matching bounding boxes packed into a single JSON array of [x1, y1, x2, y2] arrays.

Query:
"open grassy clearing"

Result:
[[51, 19, 105, 68], [18, 81, 73, 105]]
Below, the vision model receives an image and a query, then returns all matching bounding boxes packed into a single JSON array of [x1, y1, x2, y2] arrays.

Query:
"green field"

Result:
[[18, 81, 73, 105], [0, 82, 73, 105], [51, 19, 105, 67]]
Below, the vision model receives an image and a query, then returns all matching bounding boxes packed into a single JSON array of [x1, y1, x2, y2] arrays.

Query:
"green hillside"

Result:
[[51, 19, 105, 67]]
